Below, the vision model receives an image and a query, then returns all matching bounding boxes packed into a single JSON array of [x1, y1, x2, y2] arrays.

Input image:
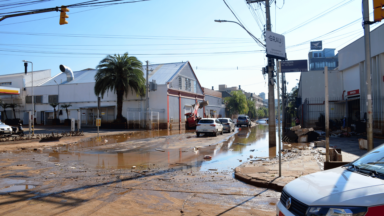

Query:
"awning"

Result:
[[0, 86, 20, 95], [80, 105, 115, 109]]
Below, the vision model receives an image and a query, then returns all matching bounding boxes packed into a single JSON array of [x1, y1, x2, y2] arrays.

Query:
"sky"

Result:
[[0, 0, 382, 98]]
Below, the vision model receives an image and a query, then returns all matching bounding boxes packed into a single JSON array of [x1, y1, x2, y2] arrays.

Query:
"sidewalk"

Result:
[[235, 147, 322, 192]]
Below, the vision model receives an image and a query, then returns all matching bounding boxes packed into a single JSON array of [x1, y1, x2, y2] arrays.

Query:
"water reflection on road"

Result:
[[49, 125, 278, 171]]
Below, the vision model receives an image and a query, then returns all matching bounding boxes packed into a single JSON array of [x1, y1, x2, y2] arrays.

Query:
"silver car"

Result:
[[0, 122, 12, 136], [218, 118, 235, 133]]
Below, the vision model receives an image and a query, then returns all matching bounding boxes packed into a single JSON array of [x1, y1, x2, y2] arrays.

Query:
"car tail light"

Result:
[[210, 124, 216, 126], [224, 123, 229, 125]]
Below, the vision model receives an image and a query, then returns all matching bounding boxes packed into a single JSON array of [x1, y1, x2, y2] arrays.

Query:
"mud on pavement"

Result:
[[0, 126, 280, 215]]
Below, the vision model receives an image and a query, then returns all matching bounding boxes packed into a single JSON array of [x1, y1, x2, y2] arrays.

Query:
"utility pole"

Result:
[[282, 72, 286, 135], [325, 66, 330, 162], [145, 61, 149, 129], [277, 61, 282, 177], [363, 0, 373, 151], [265, 0, 276, 149]]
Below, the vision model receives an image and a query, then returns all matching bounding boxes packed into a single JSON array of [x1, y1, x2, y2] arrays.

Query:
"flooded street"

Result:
[[0, 125, 281, 215]]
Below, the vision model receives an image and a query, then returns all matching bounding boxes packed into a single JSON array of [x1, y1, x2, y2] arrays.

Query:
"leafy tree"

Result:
[[223, 90, 248, 116], [8, 103, 19, 119], [94, 53, 146, 123], [286, 85, 299, 120], [50, 103, 59, 119], [247, 99, 256, 119], [60, 104, 72, 119], [0, 102, 10, 119], [257, 109, 265, 118]]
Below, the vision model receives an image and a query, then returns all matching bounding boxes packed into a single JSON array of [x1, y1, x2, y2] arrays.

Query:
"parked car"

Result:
[[256, 118, 268, 124], [196, 118, 223, 137], [218, 118, 235, 133], [237, 115, 251, 127], [0, 122, 13, 137], [277, 144, 384, 216]]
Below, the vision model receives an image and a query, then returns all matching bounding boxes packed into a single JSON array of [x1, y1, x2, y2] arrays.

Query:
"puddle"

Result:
[[0, 178, 35, 193], [49, 125, 285, 172]]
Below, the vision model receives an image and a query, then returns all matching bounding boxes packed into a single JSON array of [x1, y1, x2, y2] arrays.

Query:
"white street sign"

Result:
[[266, 31, 286, 60]]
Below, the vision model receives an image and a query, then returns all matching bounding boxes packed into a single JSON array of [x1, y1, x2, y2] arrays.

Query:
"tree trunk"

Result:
[[3, 109, 7, 119], [54, 108, 57, 119], [116, 92, 123, 122]]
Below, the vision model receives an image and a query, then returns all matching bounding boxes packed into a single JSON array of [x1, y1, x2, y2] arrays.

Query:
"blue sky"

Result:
[[0, 0, 381, 98]]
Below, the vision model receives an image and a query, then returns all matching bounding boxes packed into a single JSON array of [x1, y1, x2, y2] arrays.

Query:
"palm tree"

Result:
[[50, 103, 59, 119], [60, 104, 72, 119], [94, 53, 146, 123], [0, 102, 10, 120], [8, 103, 19, 119]]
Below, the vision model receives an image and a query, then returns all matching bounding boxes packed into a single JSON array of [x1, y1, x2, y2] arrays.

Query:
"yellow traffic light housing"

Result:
[[374, 0, 384, 22], [60, 6, 69, 25]]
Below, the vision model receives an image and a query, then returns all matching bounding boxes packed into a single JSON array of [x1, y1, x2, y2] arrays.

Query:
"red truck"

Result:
[[185, 101, 208, 129]]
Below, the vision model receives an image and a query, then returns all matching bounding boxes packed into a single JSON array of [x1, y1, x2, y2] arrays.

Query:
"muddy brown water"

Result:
[[47, 125, 284, 172]]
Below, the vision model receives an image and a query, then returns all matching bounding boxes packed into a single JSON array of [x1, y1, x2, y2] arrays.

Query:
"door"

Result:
[[41, 111, 45, 125]]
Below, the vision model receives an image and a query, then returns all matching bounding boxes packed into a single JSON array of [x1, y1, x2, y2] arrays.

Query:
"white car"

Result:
[[196, 118, 223, 137], [0, 122, 12, 137], [277, 144, 384, 216], [218, 118, 235, 133]]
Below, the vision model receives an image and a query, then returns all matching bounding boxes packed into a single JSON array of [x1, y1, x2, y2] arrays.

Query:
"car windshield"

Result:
[[238, 116, 246, 120], [351, 144, 384, 174], [199, 119, 214, 124], [219, 119, 228, 123]]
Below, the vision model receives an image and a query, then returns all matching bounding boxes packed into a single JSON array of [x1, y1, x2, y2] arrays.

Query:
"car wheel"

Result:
[[220, 130, 223, 135], [214, 130, 217, 137], [196, 132, 200, 137]]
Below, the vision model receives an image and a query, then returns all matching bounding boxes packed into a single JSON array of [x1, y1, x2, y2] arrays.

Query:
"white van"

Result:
[[277, 144, 384, 216]]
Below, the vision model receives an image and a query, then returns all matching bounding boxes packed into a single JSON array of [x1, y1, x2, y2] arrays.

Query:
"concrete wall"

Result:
[[339, 24, 384, 71], [342, 65, 360, 95], [299, 70, 343, 101]]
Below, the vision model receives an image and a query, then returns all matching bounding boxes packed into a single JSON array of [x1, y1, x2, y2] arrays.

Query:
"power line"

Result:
[[282, 0, 356, 35]]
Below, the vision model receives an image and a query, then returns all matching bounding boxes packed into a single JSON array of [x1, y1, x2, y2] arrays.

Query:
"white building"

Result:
[[298, 23, 384, 133], [0, 61, 206, 130]]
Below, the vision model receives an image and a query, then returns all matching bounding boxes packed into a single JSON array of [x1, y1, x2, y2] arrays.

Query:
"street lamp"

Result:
[[214, 19, 265, 48], [22, 60, 34, 136]]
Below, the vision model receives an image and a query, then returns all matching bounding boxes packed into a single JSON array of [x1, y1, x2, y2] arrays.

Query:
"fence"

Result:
[[127, 108, 165, 130], [298, 97, 384, 134]]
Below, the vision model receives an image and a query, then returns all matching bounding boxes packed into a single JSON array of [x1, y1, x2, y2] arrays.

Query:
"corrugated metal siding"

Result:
[[148, 62, 186, 84]]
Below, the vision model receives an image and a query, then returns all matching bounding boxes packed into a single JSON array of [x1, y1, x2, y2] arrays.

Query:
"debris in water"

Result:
[[238, 159, 242, 162], [155, 149, 165, 152], [250, 149, 255, 152], [203, 155, 212, 159], [104, 139, 108, 143], [234, 143, 248, 146], [209, 169, 218, 171], [250, 155, 253, 158]]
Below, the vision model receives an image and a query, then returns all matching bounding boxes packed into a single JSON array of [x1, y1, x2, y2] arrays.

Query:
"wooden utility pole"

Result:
[[325, 66, 330, 162]]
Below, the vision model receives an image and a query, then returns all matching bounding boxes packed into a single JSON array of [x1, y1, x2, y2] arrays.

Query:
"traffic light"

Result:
[[60, 6, 69, 25], [374, 0, 384, 22]]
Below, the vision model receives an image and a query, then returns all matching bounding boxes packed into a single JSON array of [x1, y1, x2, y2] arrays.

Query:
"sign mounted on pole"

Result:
[[281, 60, 308, 72], [266, 31, 286, 60], [310, 41, 322, 50]]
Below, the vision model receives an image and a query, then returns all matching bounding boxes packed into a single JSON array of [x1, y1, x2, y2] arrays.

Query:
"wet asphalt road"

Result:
[[0, 125, 280, 215]]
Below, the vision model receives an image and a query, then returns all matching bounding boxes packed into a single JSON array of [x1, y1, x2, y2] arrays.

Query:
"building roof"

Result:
[[147, 62, 187, 84], [40, 62, 188, 86]]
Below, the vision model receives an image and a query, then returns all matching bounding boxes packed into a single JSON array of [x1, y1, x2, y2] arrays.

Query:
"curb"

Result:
[[234, 171, 285, 192]]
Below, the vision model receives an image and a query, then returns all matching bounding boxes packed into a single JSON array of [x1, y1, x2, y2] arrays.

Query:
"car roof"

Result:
[[218, 118, 230, 119], [200, 118, 216, 120]]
